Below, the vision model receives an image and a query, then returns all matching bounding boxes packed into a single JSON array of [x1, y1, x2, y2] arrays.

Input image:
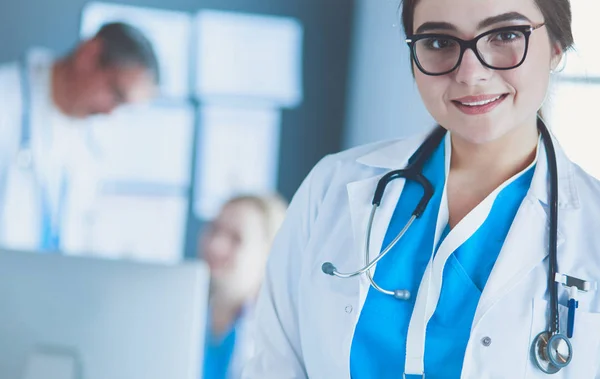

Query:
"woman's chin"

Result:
[[444, 120, 507, 145]]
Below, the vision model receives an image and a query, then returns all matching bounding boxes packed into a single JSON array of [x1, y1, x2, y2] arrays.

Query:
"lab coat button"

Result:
[[345, 305, 353, 314], [481, 336, 492, 347]]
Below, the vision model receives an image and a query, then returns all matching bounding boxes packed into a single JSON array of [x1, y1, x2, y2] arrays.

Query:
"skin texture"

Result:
[[413, 0, 561, 145], [200, 201, 271, 335], [201, 201, 270, 295], [52, 37, 156, 118], [410, 0, 563, 227]]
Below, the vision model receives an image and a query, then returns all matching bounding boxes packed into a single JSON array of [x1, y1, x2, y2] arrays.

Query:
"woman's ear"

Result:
[[550, 42, 565, 72]]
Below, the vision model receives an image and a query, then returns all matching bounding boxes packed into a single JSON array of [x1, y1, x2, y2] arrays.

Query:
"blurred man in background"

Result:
[[0, 22, 159, 252]]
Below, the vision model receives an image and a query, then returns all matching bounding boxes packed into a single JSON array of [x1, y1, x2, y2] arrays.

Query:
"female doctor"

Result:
[[243, 0, 600, 378]]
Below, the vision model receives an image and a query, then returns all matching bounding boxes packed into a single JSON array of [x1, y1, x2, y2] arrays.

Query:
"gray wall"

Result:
[[0, 0, 355, 258], [344, 0, 432, 148]]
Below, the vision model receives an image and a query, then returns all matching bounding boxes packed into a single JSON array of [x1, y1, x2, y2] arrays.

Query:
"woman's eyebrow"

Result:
[[478, 12, 532, 29], [415, 22, 456, 34], [414, 12, 533, 34]]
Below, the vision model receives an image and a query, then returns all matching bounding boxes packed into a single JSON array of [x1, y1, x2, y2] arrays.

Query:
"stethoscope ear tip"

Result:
[[322, 262, 336, 276]]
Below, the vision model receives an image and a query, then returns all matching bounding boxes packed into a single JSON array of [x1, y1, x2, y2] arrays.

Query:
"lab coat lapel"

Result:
[[346, 175, 406, 278], [346, 132, 431, 288], [472, 196, 565, 327], [473, 134, 574, 328]]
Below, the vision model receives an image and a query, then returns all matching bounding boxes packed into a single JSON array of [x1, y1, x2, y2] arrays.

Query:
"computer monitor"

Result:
[[0, 250, 209, 379]]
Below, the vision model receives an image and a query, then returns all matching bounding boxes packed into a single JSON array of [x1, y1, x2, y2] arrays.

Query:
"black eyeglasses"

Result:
[[406, 23, 546, 76]]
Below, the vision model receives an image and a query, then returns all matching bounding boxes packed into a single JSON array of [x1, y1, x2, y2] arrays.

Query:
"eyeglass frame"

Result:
[[405, 23, 546, 76]]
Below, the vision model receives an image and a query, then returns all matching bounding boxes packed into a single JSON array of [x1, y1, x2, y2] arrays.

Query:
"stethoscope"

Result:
[[321, 118, 573, 374], [18, 55, 34, 169], [17, 55, 68, 250]]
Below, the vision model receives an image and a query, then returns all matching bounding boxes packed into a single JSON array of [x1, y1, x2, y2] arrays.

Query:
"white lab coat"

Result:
[[226, 310, 258, 379], [0, 49, 99, 252], [243, 130, 600, 378]]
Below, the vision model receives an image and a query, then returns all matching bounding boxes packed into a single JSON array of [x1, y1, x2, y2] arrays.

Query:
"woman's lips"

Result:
[[451, 94, 509, 115]]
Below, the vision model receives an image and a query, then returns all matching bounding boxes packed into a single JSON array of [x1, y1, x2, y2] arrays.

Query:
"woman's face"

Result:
[[412, 0, 561, 144], [200, 201, 268, 288]]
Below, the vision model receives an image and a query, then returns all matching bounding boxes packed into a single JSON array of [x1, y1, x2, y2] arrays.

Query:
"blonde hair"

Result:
[[225, 194, 288, 248]]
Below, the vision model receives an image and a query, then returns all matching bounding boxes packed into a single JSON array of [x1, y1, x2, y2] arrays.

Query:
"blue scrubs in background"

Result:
[[350, 137, 535, 378], [203, 316, 238, 379]]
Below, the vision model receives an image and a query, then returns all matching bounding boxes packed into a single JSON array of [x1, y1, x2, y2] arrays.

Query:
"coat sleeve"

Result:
[[241, 156, 333, 379], [0, 63, 21, 162], [0, 63, 24, 247]]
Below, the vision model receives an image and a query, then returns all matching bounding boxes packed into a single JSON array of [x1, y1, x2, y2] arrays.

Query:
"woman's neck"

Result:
[[209, 283, 256, 337], [209, 295, 244, 337], [446, 119, 539, 229], [450, 120, 539, 181]]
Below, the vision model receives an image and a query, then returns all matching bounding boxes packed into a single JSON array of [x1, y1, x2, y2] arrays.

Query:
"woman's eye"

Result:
[[425, 38, 454, 50], [492, 31, 522, 42]]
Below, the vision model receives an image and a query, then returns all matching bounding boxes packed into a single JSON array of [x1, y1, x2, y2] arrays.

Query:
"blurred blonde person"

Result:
[[199, 194, 288, 379]]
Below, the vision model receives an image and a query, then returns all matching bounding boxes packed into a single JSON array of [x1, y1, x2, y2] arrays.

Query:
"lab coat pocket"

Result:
[[526, 298, 600, 378]]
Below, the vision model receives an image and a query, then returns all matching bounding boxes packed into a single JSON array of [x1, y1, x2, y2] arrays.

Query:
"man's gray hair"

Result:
[[95, 22, 160, 84]]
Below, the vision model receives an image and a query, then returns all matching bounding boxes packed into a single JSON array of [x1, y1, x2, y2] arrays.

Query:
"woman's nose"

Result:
[[454, 48, 493, 85]]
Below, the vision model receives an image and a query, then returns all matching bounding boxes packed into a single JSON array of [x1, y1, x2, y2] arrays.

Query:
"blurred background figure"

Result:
[[0, 22, 159, 252], [198, 194, 287, 379]]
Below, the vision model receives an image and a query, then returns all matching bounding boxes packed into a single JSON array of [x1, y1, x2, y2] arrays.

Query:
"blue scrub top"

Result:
[[350, 137, 535, 378], [203, 317, 238, 379]]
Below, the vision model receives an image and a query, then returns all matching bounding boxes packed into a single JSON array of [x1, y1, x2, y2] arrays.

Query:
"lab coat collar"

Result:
[[355, 130, 433, 170], [352, 126, 576, 329], [354, 126, 579, 210]]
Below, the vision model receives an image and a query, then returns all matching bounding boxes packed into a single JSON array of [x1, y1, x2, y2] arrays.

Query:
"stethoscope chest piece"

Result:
[[532, 331, 573, 374]]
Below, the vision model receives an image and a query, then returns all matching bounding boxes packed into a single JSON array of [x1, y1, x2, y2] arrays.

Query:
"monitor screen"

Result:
[[0, 250, 209, 379]]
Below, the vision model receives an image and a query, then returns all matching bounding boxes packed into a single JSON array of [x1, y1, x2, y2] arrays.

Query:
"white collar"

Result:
[[355, 126, 579, 209]]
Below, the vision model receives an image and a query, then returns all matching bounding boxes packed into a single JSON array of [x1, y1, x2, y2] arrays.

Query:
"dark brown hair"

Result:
[[400, 0, 574, 51]]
